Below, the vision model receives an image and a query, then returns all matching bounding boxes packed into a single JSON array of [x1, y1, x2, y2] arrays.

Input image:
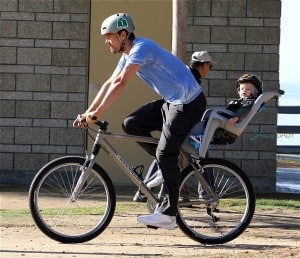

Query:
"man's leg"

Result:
[[137, 93, 206, 229], [123, 99, 164, 202], [156, 102, 201, 216], [122, 99, 164, 157]]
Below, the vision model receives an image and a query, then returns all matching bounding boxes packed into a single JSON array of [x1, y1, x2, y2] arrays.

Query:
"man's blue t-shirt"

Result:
[[117, 38, 202, 104]]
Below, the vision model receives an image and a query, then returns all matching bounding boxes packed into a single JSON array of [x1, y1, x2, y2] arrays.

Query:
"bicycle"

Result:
[[28, 91, 283, 245]]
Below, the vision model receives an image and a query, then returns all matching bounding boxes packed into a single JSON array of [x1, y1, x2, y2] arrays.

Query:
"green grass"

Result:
[[0, 208, 30, 218], [115, 202, 146, 213], [1, 198, 299, 219], [256, 197, 300, 211], [0, 202, 145, 219], [277, 155, 300, 168]]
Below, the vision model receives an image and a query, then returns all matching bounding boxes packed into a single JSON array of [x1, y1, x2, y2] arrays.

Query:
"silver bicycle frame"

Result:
[[102, 133, 160, 204], [71, 128, 161, 205], [70, 125, 217, 208]]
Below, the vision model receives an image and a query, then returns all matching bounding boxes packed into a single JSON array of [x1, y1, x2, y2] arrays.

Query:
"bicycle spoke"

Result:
[[177, 158, 255, 244], [29, 157, 116, 243]]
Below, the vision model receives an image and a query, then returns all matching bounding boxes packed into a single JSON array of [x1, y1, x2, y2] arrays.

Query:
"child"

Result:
[[190, 73, 263, 147]]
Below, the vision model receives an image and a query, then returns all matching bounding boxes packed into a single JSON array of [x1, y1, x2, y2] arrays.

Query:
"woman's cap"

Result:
[[191, 51, 216, 64]]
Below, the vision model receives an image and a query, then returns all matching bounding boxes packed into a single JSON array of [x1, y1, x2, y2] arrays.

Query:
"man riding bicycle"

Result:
[[73, 13, 206, 230]]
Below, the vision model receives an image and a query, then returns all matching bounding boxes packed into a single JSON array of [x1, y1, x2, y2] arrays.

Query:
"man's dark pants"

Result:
[[122, 92, 206, 216]]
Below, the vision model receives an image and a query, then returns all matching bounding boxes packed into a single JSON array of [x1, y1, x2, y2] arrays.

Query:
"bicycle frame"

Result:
[[70, 121, 217, 208], [29, 119, 258, 244], [71, 126, 161, 205]]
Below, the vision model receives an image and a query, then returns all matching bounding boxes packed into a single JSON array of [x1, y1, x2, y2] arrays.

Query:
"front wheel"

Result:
[[29, 156, 116, 243], [177, 158, 255, 244]]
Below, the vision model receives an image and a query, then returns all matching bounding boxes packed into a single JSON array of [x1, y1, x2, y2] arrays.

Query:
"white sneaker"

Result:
[[146, 169, 164, 188], [137, 211, 176, 230]]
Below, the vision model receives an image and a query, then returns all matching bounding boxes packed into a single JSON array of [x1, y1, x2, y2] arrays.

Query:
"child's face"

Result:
[[238, 83, 255, 98]]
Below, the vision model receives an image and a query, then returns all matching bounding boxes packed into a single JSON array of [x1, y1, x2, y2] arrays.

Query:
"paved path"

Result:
[[1, 191, 300, 258]]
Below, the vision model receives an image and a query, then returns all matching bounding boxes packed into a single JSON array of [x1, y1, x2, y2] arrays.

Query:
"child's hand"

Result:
[[226, 117, 239, 126]]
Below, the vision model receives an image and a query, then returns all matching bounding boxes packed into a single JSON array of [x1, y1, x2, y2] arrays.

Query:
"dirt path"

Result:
[[1, 191, 300, 258]]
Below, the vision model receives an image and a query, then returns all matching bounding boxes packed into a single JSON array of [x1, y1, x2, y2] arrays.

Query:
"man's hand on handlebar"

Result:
[[73, 113, 99, 128], [73, 114, 88, 128]]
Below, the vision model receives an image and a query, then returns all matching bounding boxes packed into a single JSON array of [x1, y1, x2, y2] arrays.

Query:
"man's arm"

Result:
[[85, 63, 141, 123], [85, 66, 121, 114]]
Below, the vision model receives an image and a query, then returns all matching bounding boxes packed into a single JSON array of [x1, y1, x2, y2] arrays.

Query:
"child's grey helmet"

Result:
[[101, 13, 135, 35], [236, 73, 263, 96]]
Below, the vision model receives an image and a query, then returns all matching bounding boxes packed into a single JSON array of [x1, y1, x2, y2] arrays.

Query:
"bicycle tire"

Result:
[[177, 158, 255, 244], [29, 156, 116, 243]]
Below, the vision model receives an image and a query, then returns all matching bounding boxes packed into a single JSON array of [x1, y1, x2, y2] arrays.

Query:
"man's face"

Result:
[[104, 33, 120, 54]]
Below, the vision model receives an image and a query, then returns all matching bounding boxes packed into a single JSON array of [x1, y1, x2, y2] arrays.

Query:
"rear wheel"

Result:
[[177, 158, 255, 244], [29, 156, 116, 243]]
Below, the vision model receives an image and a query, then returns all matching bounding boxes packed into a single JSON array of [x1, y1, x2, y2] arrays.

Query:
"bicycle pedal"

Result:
[[146, 225, 158, 230]]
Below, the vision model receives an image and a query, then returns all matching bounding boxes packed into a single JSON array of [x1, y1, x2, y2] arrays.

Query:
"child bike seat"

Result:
[[182, 91, 283, 158]]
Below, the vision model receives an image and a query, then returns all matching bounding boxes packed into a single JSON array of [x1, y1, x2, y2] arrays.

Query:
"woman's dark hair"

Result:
[[190, 61, 208, 69]]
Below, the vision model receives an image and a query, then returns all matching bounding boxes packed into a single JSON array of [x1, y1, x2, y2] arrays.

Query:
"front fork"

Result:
[[68, 130, 102, 202], [68, 130, 101, 202], [68, 155, 96, 202]]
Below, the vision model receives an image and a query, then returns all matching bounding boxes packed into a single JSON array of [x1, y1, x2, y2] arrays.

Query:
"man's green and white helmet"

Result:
[[101, 13, 135, 35]]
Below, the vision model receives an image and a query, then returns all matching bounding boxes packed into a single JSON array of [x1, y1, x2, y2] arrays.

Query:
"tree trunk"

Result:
[[172, 0, 187, 60]]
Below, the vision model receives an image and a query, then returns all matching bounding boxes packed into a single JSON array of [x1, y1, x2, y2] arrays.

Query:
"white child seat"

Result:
[[182, 91, 282, 158]]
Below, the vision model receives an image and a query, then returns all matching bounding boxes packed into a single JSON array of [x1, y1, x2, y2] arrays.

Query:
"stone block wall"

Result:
[[0, 0, 281, 192], [187, 0, 281, 192], [0, 0, 90, 185]]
